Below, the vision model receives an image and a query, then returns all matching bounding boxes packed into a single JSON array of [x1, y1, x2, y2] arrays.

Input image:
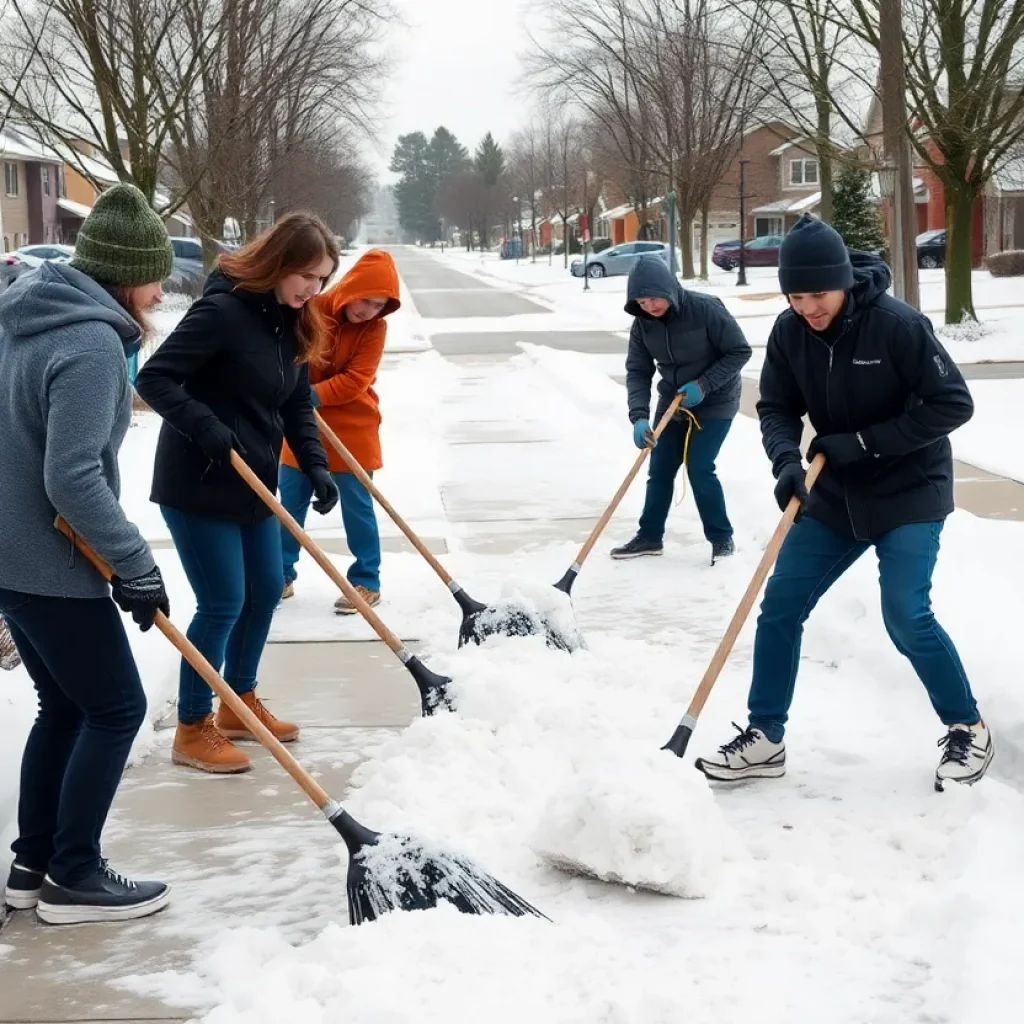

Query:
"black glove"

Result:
[[308, 466, 339, 514], [773, 459, 809, 515], [807, 432, 870, 469], [193, 421, 245, 465], [111, 566, 169, 632]]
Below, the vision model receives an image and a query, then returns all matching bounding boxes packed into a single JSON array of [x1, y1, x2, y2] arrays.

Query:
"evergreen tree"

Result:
[[390, 132, 434, 241], [474, 132, 505, 186], [832, 165, 888, 259]]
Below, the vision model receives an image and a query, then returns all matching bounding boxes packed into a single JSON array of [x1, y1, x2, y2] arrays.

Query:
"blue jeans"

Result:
[[278, 465, 381, 591], [0, 589, 146, 886], [638, 415, 734, 544], [748, 517, 979, 742], [162, 508, 283, 722]]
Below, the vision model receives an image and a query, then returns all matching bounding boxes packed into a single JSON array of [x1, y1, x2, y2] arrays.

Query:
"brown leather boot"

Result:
[[172, 715, 251, 774], [214, 690, 300, 743]]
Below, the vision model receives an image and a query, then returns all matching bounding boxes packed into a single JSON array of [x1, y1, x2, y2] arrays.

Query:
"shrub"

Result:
[[985, 250, 1024, 277], [590, 237, 612, 253]]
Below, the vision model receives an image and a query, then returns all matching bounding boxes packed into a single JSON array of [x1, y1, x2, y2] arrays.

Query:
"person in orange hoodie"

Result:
[[278, 249, 399, 613]]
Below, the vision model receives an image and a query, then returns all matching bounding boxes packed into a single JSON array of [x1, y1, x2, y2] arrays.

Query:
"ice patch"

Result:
[[535, 745, 744, 897]]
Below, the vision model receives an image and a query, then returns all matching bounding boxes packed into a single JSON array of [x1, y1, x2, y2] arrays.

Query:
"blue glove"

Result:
[[677, 380, 705, 408], [309, 386, 321, 409], [632, 419, 655, 449]]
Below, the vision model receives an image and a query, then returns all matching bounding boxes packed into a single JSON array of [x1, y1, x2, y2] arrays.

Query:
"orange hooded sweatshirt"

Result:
[[281, 249, 400, 474]]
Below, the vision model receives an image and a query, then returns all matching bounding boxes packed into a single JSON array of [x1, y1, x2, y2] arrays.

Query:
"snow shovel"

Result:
[[231, 453, 451, 717], [665, 453, 825, 758], [54, 518, 546, 927], [554, 394, 686, 597], [312, 411, 573, 653]]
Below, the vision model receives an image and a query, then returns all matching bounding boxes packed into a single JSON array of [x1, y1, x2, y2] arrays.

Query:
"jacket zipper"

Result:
[[814, 317, 858, 538]]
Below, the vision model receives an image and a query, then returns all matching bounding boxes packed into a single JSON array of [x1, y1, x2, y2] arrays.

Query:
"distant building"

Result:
[[358, 186, 403, 245]]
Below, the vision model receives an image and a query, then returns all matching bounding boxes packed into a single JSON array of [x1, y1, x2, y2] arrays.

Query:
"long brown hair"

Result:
[[218, 213, 340, 364]]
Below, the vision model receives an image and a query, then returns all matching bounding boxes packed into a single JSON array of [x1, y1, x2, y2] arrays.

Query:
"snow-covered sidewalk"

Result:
[[99, 344, 1024, 1019]]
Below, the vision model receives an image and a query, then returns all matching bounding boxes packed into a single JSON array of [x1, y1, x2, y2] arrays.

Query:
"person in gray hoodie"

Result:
[[612, 254, 752, 564], [0, 184, 175, 925]]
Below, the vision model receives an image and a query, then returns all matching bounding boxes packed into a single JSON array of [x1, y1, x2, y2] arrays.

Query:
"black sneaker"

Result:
[[4, 861, 44, 910], [610, 534, 663, 560], [711, 537, 735, 564], [36, 860, 170, 925]]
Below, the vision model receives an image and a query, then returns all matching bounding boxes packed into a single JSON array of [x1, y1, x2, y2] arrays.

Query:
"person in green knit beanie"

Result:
[[0, 178, 177, 925]]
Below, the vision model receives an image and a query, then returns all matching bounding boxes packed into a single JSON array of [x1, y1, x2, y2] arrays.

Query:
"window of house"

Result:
[[4, 162, 17, 197], [789, 158, 819, 187], [2, 236, 8, 253], [42, 166, 50, 197], [755, 216, 784, 236], [58, 167, 66, 198]]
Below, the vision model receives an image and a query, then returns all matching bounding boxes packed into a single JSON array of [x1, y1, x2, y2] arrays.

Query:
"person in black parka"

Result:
[[135, 214, 340, 775], [695, 214, 991, 792], [615, 254, 751, 564]]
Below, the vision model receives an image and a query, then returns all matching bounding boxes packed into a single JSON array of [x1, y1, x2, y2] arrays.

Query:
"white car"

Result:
[[10, 244, 75, 267]]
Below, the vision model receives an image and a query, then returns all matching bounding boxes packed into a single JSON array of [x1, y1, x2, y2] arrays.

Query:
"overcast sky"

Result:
[[370, 0, 537, 179]]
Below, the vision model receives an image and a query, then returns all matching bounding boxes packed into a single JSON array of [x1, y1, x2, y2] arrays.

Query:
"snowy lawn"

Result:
[[951, 377, 1024, 483], [426, 246, 1024, 361], [99, 341, 1024, 1021]]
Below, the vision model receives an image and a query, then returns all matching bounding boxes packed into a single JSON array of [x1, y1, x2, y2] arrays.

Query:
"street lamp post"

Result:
[[738, 159, 750, 287], [666, 189, 678, 276]]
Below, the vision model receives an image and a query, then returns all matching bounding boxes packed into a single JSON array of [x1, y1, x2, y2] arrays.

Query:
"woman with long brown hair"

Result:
[[136, 213, 340, 775]]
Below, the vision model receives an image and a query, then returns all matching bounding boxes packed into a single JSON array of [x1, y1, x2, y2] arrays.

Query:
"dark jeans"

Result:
[[748, 516, 979, 742], [0, 589, 146, 886], [278, 465, 382, 591], [162, 508, 283, 722], [638, 414, 734, 544]]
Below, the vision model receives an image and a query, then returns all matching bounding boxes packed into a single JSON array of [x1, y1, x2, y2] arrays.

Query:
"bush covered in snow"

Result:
[[985, 250, 1024, 277], [938, 315, 993, 344]]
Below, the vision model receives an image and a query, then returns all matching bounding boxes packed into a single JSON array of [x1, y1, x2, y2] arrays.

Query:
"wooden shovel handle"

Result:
[[53, 517, 331, 810], [683, 454, 825, 719], [314, 411, 453, 586], [230, 453, 405, 656], [572, 393, 685, 569]]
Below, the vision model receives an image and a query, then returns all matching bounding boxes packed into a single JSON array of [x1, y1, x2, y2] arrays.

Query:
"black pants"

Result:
[[0, 588, 147, 886]]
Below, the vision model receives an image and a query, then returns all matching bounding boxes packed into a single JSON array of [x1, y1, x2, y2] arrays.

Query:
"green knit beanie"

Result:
[[70, 182, 175, 287]]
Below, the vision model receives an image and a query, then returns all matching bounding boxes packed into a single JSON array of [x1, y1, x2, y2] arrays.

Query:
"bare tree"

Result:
[[507, 124, 544, 258], [842, 0, 1024, 322], [732, 0, 876, 223], [538, 106, 584, 267], [438, 169, 488, 250], [1, 0, 216, 211]]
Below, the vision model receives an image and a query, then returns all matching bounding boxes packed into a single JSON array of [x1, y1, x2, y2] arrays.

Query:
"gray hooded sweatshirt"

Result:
[[0, 262, 156, 598]]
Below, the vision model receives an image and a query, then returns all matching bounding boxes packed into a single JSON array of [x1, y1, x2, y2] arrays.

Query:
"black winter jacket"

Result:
[[758, 252, 973, 540], [625, 256, 751, 423], [135, 270, 328, 524]]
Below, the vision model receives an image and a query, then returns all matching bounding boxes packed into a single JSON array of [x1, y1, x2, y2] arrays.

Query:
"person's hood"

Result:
[[0, 261, 141, 343], [322, 249, 401, 323], [848, 249, 892, 310], [624, 255, 681, 318]]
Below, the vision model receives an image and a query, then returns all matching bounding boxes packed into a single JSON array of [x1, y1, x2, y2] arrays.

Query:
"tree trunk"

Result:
[[678, 195, 696, 280], [816, 100, 834, 224], [944, 187, 977, 323], [563, 217, 569, 268], [699, 202, 709, 279], [531, 209, 537, 261]]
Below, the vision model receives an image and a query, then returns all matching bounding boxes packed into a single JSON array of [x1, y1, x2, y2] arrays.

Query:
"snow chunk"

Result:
[[938, 315, 993, 344], [534, 746, 743, 897]]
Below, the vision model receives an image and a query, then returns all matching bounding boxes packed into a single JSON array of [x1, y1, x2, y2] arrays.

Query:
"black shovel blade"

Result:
[[331, 808, 547, 926], [406, 655, 455, 716], [459, 605, 579, 654], [552, 567, 577, 596], [661, 720, 695, 759]]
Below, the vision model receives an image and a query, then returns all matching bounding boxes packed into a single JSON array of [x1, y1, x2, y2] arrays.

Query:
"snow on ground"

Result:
[[108, 339, 1024, 1021], [951, 378, 1024, 484], [427, 245, 1024, 361]]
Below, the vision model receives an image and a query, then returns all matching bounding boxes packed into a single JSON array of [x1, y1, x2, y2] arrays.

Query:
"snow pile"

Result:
[[535, 745, 744, 897], [938, 315, 993, 344]]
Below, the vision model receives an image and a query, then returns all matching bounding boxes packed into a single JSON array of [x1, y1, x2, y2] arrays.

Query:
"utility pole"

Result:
[[738, 159, 750, 287], [667, 189, 678, 276], [879, 0, 920, 309]]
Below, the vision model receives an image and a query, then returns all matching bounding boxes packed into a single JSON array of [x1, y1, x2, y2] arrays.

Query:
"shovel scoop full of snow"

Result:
[[533, 748, 743, 897], [458, 578, 583, 653], [332, 808, 548, 925]]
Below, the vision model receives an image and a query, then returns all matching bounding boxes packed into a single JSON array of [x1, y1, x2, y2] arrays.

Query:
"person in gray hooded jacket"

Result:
[[612, 254, 752, 564], [0, 184, 175, 926]]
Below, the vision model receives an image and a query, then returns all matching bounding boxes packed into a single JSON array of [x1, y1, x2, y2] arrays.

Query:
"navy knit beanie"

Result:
[[778, 214, 854, 294]]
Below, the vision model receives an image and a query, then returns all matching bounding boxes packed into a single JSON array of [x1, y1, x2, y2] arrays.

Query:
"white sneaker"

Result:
[[695, 723, 786, 782], [935, 721, 993, 791]]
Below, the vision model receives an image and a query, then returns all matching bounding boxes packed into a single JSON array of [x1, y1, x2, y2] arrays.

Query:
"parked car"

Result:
[[10, 243, 75, 267], [916, 229, 946, 269], [167, 236, 236, 297], [570, 241, 669, 279], [712, 235, 784, 271]]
